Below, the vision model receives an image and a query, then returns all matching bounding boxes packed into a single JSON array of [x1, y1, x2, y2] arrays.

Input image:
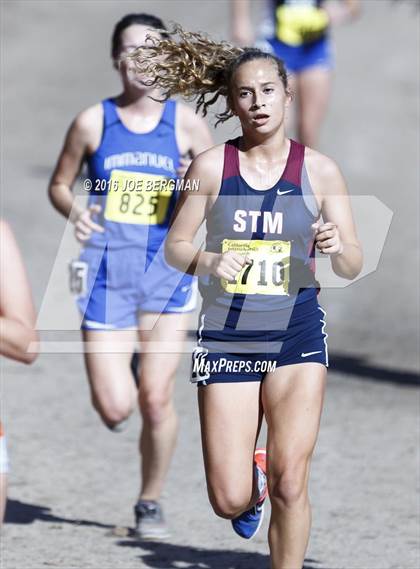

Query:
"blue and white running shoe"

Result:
[[231, 448, 267, 539]]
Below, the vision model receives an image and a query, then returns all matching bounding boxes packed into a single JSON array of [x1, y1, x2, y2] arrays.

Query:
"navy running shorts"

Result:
[[191, 295, 328, 386]]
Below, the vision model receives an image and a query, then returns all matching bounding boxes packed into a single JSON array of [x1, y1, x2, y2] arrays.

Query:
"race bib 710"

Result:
[[221, 239, 291, 296]]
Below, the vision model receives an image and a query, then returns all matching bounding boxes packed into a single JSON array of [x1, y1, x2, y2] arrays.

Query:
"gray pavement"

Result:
[[1, 1, 419, 568]]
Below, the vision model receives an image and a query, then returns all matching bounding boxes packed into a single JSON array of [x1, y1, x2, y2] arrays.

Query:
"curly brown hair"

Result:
[[125, 24, 288, 125]]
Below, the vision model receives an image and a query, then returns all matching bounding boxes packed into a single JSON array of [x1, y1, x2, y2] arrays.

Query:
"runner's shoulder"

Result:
[[0, 219, 19, 268], [191, 143, 225, 169], [177, 102, 207, 129], [304, 146, 344, 194], [70, 103, 103, 148], [0, 218, 12, 242], [187, 144, 225, 195]]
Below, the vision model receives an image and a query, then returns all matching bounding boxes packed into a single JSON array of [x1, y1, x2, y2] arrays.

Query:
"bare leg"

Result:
[[82, 329, 138, 428], [0, 473, 7, 527], [285, 72, 298, 139], [137, 312, 189, 501], [262, 363, 326, 569], [296, 67, 331, 148], [198, 381, 263, 518]]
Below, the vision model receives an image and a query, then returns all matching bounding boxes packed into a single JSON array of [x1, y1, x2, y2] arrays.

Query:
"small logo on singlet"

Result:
[[277, 189, 294, 196]]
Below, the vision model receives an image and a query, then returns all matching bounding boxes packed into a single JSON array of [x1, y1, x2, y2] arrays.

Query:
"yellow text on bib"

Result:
[[221, 239, 291, 295], [104, 169, 172, 225]]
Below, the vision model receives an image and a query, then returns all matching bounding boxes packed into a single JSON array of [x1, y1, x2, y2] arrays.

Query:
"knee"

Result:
[[139, 389, 174, 426], [269, 459, 309, 508], [92, 397, 133, 428], [209, 487, 250, 519]]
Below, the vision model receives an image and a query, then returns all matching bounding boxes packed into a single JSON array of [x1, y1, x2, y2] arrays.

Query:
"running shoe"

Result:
[[231, 448, 267, 540], [130, 350, 140, 388], [134, 500, 170, 540], [107, 418, 129, 433]]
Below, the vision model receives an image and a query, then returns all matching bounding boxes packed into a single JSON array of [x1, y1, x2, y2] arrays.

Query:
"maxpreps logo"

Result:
[[191, 348, 276, 383]]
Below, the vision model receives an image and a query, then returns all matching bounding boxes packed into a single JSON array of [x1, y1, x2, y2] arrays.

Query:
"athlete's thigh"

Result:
[[198, 382, 262, 491], [82, 329, 138, 406], [285, 71, 298, 132], [297, 67, 331, 123], [262, 362, 326, 462], [0, 473, 7, 524], [138, 312, 190, 386]]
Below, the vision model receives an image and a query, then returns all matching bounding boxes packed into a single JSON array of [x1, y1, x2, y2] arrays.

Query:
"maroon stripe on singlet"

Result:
[[223, 138, 305, 185], [282, 140, 305, 186], [222, 139, 240, 180]]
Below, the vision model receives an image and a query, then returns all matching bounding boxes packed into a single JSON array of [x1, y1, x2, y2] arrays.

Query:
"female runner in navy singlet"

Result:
[[48, 14, 213, 538], [129, 26, 362, 567]]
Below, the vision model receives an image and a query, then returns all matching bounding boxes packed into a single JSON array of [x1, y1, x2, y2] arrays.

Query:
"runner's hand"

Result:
[[74, 204, 104, 243], [211, 251, 251, 281], [312, 222, 344, 255]]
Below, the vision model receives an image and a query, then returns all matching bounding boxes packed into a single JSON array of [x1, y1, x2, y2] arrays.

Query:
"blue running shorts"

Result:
[[265, 36, 333, 73], [75, 246, 197, 330]]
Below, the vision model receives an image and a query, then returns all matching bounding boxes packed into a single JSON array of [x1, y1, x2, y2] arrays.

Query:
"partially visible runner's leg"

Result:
[[0, 474, 6, 526], [0, 424, 8, 526], [134, 311, 189, 540], [296, 66, 331, 148], [82, 329, 138, 430], [284, 72, 297, 138], [231, 446, 268, 539], [262, 362, 326, 569], [198, 382, 263, 526]]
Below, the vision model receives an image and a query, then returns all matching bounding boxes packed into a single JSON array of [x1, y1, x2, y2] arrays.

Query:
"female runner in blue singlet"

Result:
[[129, 26, 362, 566], [231, 0, 361, 147], [48, 14, 213, 538]]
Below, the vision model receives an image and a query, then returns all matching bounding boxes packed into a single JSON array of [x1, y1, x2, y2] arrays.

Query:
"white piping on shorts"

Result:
[[83, 319, 116, 330], [197, 312, 205, 346], [191, 312, 208, 386], [165, 279, 198, 313], [317, 306, 329, 367]]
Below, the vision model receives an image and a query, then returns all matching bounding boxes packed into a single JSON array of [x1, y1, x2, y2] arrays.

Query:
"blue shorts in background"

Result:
[[76, 246, 197, 330], [265, 36, 333, 73]]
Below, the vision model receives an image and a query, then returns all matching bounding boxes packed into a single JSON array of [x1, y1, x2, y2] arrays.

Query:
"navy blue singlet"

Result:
[[199, 138, 319, 330]]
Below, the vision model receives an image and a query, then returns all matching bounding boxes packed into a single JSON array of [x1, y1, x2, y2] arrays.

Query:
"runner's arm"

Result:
[[165, 148, 222, 276], [180, 105, 214, 157], [306, 151, 363, 280], [48, 105, 102, 222], [176, 105, 214, 177], [0, 221, 38, 364]]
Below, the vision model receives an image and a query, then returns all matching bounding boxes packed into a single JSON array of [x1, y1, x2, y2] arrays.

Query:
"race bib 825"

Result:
[[104, 169, 172, 225]]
